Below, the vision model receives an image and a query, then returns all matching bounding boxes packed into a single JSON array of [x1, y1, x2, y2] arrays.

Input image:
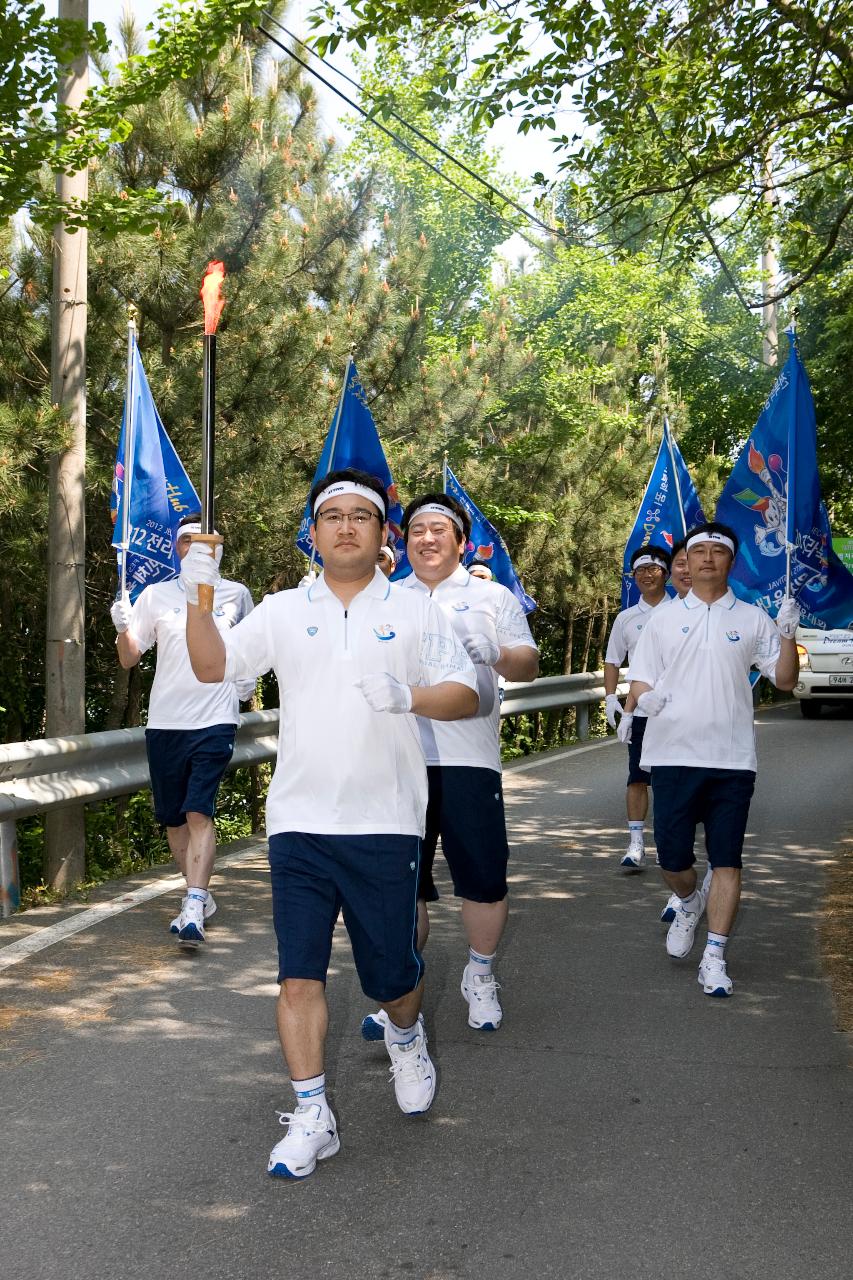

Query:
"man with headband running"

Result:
[[604, 543, 672, 870], [181, 468, 478, 1180], [361, 490, 538, 1038], [110, 512, 255, 946], [628, 521, 799, 997]]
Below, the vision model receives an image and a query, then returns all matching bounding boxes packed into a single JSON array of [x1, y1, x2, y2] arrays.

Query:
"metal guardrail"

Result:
[[0, 674, 624, 914]]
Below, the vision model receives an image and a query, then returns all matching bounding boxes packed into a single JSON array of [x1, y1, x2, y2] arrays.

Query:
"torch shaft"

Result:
[[201, 333, 216, 535]]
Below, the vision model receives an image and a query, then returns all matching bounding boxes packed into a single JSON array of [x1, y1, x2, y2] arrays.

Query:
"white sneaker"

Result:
[[267, 1104, 340, 1179], [620, 834, 645, 870], [461, 964, 503, 1030], [175, 893, 206, 947], [665, 891, 706, 958], [660, 893, 679, 923], [170, 891, 216, 934], [698, 954, 733, 997], [385, 1016, 436, 1115], [361, 1009, 389, 1042]]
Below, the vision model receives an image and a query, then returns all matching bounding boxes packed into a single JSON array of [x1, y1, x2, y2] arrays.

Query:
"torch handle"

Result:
[[189, 532, 223, 615]]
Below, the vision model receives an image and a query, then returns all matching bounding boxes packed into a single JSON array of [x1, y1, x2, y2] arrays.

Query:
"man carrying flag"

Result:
[[627, 521, 799, 998], [109, 329, 253, 946], [361, 488, 539, 1039], [604, 543, 672, 870]]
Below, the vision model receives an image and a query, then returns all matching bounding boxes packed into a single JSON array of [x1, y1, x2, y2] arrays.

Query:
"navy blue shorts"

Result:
[[651, 767, 757, 872], [627, 715, 651, 786], [145, 725, 235, 828], [418, 766, 509, 904], [268, 831, 423, 1003]]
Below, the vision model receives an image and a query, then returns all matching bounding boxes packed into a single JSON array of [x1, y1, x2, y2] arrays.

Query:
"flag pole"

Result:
[[119, 304, 138, 599], [785, 319, 797, 597], [663, 414, 687, 539], [442, 450, 448, 494]]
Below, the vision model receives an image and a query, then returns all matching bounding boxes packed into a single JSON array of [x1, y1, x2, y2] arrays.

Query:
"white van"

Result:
[[794, 626, 853, 718]]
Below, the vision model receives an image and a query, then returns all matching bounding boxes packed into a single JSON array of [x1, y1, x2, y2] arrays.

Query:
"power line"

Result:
[[257, 15, 776, 378]]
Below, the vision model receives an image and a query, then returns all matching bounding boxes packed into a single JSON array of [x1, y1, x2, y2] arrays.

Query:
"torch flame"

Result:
[[200, 260, 226, 335]]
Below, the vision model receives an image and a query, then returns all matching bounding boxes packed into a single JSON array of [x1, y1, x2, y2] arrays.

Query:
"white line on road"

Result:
[[0, 846, 262, 972], [505, 737, 618, 776]]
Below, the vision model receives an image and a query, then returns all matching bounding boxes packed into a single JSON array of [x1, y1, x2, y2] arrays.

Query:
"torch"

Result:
[[195, 260, 226, 612]]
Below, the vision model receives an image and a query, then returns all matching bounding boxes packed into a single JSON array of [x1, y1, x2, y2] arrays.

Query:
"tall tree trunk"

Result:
[[580, 611, 595, 674], [44, 0, 89, 889]]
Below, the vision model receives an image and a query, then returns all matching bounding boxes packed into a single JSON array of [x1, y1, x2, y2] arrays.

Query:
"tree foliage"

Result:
[[311, 0, 853, 305]]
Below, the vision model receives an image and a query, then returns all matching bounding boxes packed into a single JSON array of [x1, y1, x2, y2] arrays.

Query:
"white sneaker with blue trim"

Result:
[[461, 965, 503, 1030], [698, 954, 733, 997], [170, 891, 216, 934], [267, 1104, 340, 1179], [665, 890, 706, 959], [385, 1016, 436, 1114]]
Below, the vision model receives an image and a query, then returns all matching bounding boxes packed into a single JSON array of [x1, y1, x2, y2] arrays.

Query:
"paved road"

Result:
[[1, 703, 851, 1280]]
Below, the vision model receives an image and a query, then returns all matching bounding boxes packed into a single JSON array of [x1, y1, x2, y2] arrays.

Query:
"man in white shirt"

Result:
[[362, 491, 538, 1038], [628, 522, 799, 998], [604, 545, 672, 869], [110, 513, 254, 946], [181, 468, 478, 1180]]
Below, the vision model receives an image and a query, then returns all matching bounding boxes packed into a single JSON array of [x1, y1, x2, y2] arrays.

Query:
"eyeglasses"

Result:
[[316, 509, 381, 527]]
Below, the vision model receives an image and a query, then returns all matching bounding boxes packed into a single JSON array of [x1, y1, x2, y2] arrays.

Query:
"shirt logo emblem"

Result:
[[307, 626, 318, 636], [726, 630, 741, 642], [452, 602, 470, 612], [373, 624, 396, 641], [681, 626, 690, 633]]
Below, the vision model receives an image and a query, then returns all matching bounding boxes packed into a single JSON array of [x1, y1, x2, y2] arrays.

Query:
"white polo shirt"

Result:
[[221, 568, 477, 837], [605, 595, 670, 719], [403, 565, 538, 771], [627, 588, 781, 772], [130, 577, 254, 730]]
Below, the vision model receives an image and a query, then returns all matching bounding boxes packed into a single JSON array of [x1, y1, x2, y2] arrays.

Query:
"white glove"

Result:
[[180, 542, 221, 605], [616, 713, 633, 743], [776, 596, 801, 639], [110, 596, 132, 635], [637, 688, 668, 717], [355, 672, 413, 714], [604, 693, 622, 728], [462, 629, 501, 666]]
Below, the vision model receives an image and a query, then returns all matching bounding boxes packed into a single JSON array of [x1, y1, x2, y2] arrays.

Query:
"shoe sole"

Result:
[[177, 923, 204, 947], [620, 856, 644, 871], [361, 1016, 387, 1042], [699, 974, 732, 997], [461, 982, 502, 1031], [268, 1134, 340, 1179]]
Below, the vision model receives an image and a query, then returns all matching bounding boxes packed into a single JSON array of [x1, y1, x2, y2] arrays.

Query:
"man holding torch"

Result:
[[181, 467, 479, 1180]]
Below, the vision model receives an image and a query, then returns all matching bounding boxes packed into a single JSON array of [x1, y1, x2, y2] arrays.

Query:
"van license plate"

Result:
[[828, 674, 853, 686]]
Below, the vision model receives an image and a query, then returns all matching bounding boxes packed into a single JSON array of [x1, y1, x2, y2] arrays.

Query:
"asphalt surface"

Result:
[[1, 702, 851, 1280]]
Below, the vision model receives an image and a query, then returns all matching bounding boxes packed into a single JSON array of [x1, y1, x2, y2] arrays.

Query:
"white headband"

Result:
[[633, 553, 667, 572], [686, 532, 736, 556], [408, 502, 464, 533], [312, 481, 386, 518], [378, 545, 395, 563]]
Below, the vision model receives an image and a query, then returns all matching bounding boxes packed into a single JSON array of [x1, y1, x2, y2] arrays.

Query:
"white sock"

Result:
[[628, 821, 644, 839], [468, 947, 496, 979], [386, 1018, 418, 1048], [186, 887, 208, 905], [704, 932, 728, 961], [292, 1072, 327, 1112], [679, 889, 702, 914]]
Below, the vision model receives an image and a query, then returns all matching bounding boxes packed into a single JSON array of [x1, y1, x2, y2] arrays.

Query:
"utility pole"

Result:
[[761, 147, 779, 368], [45, 0, 89, 887]]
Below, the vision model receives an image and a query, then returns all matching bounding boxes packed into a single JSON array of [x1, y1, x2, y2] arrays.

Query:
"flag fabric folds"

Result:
[[110, 337, 200, 603], [716, 334, 853, 630], [621, 421, 705, 608], [296, 361, 406, 574], [444, 464, 536, 615]]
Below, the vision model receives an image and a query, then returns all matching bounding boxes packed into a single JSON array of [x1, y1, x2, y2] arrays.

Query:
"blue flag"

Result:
[[110, 337, 200, 603], [296, 360, 406, 574], [444, 464, 536, 615], [716, 335, 853, 629], [622, 421, 705, 608]]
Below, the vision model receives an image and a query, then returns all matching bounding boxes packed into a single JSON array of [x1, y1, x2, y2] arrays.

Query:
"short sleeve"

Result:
[[238, 584, 254, 622], [495, 590, 537, 651], [605, 614, 627, 667], [128, 588, 156, 654], [417, 599, 477, 690], [751, 610, 782, 680], [223, 595, 276, 684]]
